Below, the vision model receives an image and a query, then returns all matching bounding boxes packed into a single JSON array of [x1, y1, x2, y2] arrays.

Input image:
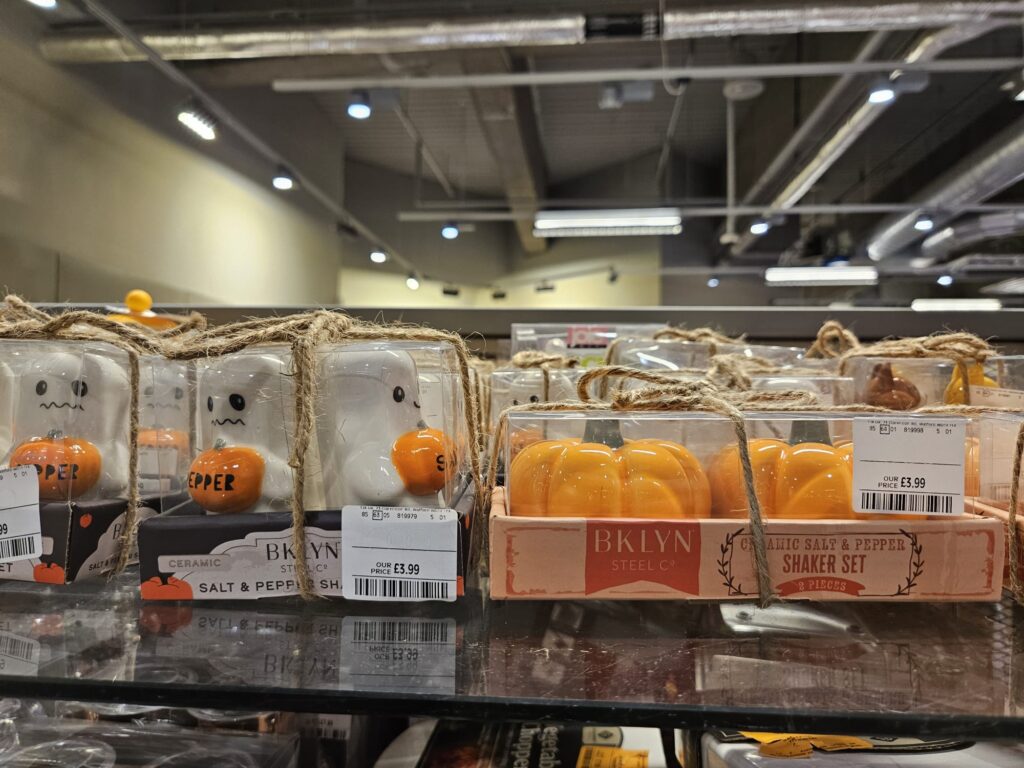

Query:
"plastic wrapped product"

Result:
[[510, 323, 661, 364], [189, 347, 294, 514], [716, 341, 813, 367], [4, 340, 131, 502], [606, 337, 710, 370], [138, 357, 191, 496], [846, 356, 997, 408], [315, 341, 465, 510], [749, 375, 855, 405]]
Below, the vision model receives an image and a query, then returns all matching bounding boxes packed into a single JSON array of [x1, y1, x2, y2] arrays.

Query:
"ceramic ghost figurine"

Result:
[[318, 346, 454, 508], [138, 358, 191, 494], [8, 349, 130, 500], [0, 361, 14, 460], [188, 354, 293, 514]]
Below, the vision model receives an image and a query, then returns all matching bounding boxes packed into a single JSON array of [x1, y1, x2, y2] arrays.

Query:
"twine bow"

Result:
[[511, 350, 580, 401], [806, 320, 860, 359]]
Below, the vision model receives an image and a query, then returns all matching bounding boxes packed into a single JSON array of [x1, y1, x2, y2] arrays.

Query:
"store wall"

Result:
[[0, 5, 341, 305]]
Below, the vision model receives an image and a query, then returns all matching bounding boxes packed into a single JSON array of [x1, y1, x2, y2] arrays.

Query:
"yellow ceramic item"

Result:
[[944, 362, 996, 404]]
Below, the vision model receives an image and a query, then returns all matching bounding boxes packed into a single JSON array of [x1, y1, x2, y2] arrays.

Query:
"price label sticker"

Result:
[[853, 417, 965, 516], [341, 507, 457, 601], [340, 616, 456, 693], [970, 385, 1024, 409], [0, 467, 42, 563], [0, 630, 40, 676]]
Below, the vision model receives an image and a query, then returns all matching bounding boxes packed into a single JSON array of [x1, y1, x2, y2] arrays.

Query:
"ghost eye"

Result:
[[143, 385, 154, 396], [512, 399, 520, 406], [529, 395, 540, 403], [229, 394, 245, 411], [71, 380, 88, 397], [174, 387, 184, 400], [35, 380, 47, 396], [393, 386, 405, 403], [206, 396, 213, 412]]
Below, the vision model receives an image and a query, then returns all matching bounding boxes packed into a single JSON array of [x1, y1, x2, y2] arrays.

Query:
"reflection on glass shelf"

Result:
[[0, 571, 1019, 736]]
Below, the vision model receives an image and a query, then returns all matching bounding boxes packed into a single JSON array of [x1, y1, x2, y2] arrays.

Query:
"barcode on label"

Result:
[[351, 620, 450, 644], [860, 492, 954, 514], [352, 577, 449, 600], [0, 535, 36, 560], [0, 633, 36, 662]]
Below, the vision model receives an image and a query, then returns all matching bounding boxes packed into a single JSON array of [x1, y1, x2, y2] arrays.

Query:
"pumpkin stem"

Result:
[[788, 419, 832, 446], [47, 429, 63, 440], [214, 438, 226, 450], [583, 418, 625, 449]]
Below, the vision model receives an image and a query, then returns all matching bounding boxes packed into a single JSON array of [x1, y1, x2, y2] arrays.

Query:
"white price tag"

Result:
[[970, 385, 1024, 409], [340, 616, 456, 693], [0, 467, 42, 563], [853, 417, 965, 516], [341, 506, 458, 602]]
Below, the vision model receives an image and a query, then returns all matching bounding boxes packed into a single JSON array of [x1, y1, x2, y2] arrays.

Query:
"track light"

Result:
[[914, 214, 934, 232], [442, 285, 461, 297], [177, 101, 216, 141], [24, 0, 58, 9], [707, 277, 720, 288], [608, 268, 619, 284], [369, 250, 387, 264], [406, 273, 420, 290], [868, 78, 896, 104], [535, 281, 555, 293], [272, 166, 295, 191], [749, 219, 770, 236], [347, 91, 372, 120], [937, 274, 954, 287], [492, 289, 507, 300], [441, 222, 460, 240]]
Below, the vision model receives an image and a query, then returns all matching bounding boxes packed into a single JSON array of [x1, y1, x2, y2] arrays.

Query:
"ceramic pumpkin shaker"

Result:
[[317, 344, 455, 508], [8, 347, 130, 500], [508, 414, 711, 519], [189, 352, 294, 514]]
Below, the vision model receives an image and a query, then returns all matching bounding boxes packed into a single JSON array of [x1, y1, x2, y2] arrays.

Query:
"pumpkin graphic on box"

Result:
[[140, 576, 193, 601], [509, 418, 711, 518], [32, 562, 65, 584], [9, 431, 102, 500]]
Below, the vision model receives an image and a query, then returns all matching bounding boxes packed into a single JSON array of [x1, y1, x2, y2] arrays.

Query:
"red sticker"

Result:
[[585, 520, 701, 595]]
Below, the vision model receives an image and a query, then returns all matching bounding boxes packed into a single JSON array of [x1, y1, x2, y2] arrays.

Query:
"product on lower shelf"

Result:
[[845, 357, 997, 409], [414, 720, 668, 768], [700, 730, 1024, 767], [490, 410, 1005, 601]]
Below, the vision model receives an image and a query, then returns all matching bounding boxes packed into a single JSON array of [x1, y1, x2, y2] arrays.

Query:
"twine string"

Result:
[[806, 320, 860, 359]]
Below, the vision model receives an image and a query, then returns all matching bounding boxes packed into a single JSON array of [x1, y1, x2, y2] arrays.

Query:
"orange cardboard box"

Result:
[[490, 488, 1004, 601]]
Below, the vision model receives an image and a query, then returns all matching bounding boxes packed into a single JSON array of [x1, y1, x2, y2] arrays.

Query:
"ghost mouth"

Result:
[[147, 403, 182, 411], [213, 417, 245, 426], [414, 400, 420, 408], [39, 401, 83, 411]]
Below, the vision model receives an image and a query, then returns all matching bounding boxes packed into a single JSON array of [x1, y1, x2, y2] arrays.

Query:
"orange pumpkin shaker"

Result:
[[509, 418, 711, 518], [187, 440, 265, 513], [391, 427, 454, 496], [10, 430, 102, 500]]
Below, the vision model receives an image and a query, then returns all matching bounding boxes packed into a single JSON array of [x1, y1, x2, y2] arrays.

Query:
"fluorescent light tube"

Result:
[[533, 208, 683, 238], [764, 266, 878, 287], [911, 298, 1001, 312]]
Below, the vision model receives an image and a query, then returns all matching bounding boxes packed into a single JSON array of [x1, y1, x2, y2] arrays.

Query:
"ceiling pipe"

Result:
[[38, 3, 1024, 63], [730, 19, 1015, 257], [919, 210, 1024, 261], [866, 114, 1024, 260]]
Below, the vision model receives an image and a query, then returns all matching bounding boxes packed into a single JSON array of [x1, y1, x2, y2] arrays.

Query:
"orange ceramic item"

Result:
[[187, 442, 265, 513], [391, 428, 454, 495], [707, 438, 786, 518], [944, 362, 996, 404], [139, 428, 190, 453], [10, 433, 102, 500], [509, 437, 711, 518]]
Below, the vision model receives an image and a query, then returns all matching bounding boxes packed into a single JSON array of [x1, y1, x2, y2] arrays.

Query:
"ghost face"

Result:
[[197, 354, 291, 455], [141, 359, 189, 431]]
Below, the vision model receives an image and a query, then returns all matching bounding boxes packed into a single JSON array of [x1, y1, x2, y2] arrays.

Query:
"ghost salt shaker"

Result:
[[188, 351, 294, 514], [318, 344, 454, 508], [8, 345, 131, 500], [138, 358, 191, 494]]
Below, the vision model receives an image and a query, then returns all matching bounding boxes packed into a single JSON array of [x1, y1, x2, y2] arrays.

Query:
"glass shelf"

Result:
[[0, 571, 1020, 737]]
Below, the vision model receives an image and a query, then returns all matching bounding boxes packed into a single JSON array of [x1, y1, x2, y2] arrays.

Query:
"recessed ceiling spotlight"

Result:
[[272, 166, 296, 191], [913, 214, 934, 232], [406, 273, 420, 290], [24, 0, 58, 9], [707, 277, 720, 288], [177, 101, 216, 141], [369, 251, 387, 264], [937, 274, 954, 287], [868, 78, 897, 104], [441, 222, 460, 240], [347, 90, 372, 120], [749, 219, 770, 236]]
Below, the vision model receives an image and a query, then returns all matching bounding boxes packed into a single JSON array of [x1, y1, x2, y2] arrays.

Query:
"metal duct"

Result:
[[866, 114, 1024, 260], [39, 2, 1024, 63], [730, 19, 1011, 256], [38, 16, 585, 63], [920, 210, 1024, 261], [663, 3, 1024, 38]]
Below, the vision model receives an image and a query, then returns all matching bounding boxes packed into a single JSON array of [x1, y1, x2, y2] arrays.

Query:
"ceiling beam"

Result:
[[463, 50, 548, 254]]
